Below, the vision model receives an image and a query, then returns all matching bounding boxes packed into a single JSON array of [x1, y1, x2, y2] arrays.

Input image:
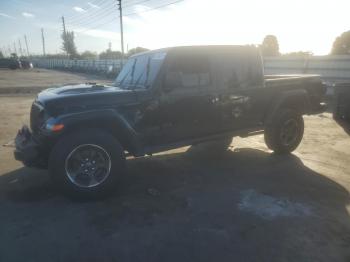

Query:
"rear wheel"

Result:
[[333, 93, 342, 120], [49, 129, 125, 199], [264, 109, 304, 154]]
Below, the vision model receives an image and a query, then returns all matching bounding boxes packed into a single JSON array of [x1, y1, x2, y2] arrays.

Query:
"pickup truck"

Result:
[[14, 45, 326, 198]]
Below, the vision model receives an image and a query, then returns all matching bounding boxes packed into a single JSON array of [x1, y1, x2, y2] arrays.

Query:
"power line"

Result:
[[66, 0, 115, 24], [66, 8, 117, 28], [67, 8, 117, 28], [123, 0, 152, 8], [75, 16, 118, 34], [64, 0, 110, 20], [77, 0, 184, 33], [124, 0, 184, 16]]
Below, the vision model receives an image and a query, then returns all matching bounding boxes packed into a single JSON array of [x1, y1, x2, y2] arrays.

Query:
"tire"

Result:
[[49, 128, 125, 199], [264, 109, 304, 154], [333, 93, 342, 120], [346, 105, 350, 121]]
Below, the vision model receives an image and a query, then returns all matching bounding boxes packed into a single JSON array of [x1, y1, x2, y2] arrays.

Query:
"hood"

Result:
[[36, 83, 137, 115]]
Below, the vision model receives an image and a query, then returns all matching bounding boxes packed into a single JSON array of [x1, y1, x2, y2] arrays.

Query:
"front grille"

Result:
[[30, 102, 44, 134]]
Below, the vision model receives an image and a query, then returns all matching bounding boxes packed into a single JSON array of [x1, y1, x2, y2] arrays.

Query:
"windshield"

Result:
[[114, 51, 167, 90]]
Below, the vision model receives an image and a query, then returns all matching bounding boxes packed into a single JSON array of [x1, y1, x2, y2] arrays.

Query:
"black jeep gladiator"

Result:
[[14, 46, 326, 198]]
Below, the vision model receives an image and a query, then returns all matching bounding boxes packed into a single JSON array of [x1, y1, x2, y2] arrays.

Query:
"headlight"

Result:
[[43, 118, 64, 132]]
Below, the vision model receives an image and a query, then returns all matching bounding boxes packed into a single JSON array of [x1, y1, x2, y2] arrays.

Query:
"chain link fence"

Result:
[[33, 55, 350, 84], [33, 59, 123, 79]]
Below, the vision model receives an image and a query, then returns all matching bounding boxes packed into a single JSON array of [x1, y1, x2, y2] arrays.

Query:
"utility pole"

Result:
[[62, 16, 67, 35], [18, 39, 23, 57], [24, 35, 30, 57], [13, 42, 17, 55], [61, 16, 68, 57], [41, 28, 46, 56], [117, 0, 125, 64]]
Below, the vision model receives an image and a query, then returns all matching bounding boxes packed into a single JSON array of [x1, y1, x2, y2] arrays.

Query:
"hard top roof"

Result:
[[130, 45, 258, 58]]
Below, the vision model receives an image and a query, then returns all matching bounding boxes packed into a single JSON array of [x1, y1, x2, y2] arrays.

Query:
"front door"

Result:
[[156, 51, 216, 144]]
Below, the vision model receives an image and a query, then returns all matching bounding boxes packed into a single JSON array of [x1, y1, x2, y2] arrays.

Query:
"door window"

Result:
[[168, 54, 211, 89], [214, 52, 263, 89]]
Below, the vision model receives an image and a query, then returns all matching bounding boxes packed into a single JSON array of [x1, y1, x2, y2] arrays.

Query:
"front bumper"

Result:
[[14, 126, 45, 168]]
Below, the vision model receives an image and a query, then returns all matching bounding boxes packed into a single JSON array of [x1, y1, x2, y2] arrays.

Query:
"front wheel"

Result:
[[264, 109, 304, 154], [49, 129, 126, 199]]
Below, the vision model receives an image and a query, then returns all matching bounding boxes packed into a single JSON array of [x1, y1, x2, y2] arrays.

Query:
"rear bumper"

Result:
[[14, 126, 46, 168]]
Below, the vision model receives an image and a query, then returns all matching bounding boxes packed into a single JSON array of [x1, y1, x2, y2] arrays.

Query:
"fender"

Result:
[[264, 89, 311, 125], [48, 109, 144, 156]]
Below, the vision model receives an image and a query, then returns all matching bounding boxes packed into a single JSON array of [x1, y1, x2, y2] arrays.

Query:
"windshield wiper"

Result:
[[133, 57, 151, 89], [115, 74, 127, 87], [130, 59, 137, 85]]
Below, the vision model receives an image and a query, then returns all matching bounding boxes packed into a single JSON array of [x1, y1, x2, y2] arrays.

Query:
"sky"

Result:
[[0, 0, 349, 56]]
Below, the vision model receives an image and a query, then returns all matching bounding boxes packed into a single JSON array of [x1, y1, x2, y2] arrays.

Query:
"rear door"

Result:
[[210, 49, 266, 131]]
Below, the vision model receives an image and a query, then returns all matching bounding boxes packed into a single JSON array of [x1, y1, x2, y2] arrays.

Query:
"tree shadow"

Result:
[[0, 146, 349, 261]]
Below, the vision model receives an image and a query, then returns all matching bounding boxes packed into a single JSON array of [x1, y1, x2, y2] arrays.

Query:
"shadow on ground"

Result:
[[0, 146, 349, 262], [335, 118, 350, 136]]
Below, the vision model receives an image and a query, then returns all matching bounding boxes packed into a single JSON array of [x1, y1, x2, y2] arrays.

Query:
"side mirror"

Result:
[[164, 72, 181, 92]]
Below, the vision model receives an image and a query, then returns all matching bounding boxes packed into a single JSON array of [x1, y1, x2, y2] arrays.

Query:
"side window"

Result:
[[215, 53, 243, 89], [215, 52, 262, 90], [168, 54, 211, 89]]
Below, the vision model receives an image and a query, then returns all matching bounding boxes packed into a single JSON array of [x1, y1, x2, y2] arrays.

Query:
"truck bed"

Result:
[[264, 74, 326, 114], [264, 74, 321, 87]]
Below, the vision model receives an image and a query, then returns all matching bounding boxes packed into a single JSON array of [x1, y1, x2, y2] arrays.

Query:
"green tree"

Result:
[[99, 49, 122, 60], [80, 50, 97, 59], [282, 51, 313, 57], [61, 31, 78, 59], [0, 51, 4, 58], [127, 47, 149, 57], [261, 35, 280, 56], [45, 53, 68, 59], [331, 31, 350, 55]]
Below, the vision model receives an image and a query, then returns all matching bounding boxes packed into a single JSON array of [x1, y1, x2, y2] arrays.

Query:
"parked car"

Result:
[[14, 45, 326, 198], [20, 59, 33, 69], [333, 83, 350, 121], [0, 58, 21, 69]]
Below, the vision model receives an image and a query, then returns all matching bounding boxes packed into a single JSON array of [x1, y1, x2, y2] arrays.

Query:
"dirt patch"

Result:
[[238, 189, 313, 219], [0, 68, 111, 94]]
